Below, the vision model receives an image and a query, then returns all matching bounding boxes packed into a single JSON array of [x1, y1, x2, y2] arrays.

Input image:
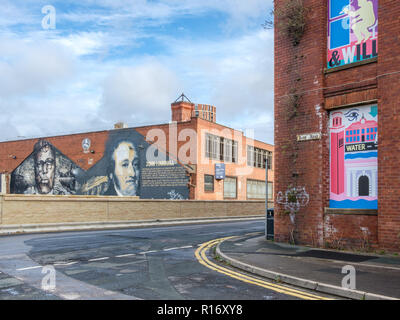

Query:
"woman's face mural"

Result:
[[111, 141, 140, 196]]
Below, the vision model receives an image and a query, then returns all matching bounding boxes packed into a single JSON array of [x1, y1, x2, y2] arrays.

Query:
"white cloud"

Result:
[[51, 32, 105, 56], [154, 29, 275, 142], [99, 59, 181, 126], [0, 35, 77, 98], [0, 1, 275, 144]]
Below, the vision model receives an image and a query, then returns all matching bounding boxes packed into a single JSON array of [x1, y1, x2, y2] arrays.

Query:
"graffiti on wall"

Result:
[[327, 0, 378, 69], [10, 129, 190, 199], [276, 186, 310, 223], [329, 104, 378, 209]]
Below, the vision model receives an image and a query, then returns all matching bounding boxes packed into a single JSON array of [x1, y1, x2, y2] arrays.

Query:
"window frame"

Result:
[[204, 174, 215, 192], [223, 176, 238, 199]]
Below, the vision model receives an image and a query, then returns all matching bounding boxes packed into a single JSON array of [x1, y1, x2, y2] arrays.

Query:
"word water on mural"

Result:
[[329, 104, 378, 209], [327, 0, 378, 69]]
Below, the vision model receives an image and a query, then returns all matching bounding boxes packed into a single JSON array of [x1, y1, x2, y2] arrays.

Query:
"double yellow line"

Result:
[[195, 237, 333, 300]]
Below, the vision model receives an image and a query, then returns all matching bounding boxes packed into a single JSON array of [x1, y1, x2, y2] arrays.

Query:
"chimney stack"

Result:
[[114, 122, 128, 129], [171, 93, 195, 122], [171, 93, 217, 123]]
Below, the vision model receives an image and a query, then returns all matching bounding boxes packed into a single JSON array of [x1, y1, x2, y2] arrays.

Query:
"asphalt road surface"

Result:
[[0, 220, 332, 300]]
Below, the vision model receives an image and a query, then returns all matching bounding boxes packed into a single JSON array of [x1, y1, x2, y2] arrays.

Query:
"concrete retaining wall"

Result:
[[0, 195, 265, 226]]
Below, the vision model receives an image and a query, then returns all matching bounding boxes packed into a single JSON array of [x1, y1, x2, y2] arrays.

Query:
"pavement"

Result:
[[0, 216, 264, 236], [216, 233, 400, 300]]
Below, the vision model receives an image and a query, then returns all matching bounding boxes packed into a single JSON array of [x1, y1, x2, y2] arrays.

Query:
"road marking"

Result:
[[140, 251, 157, 254], [88, 257, 109, 262], [163, 247, 181, 251], [115, 253, 136, 258], [53, 262, 78, 266], [195, 237, 333, 301], [16, 266, 42, 271]]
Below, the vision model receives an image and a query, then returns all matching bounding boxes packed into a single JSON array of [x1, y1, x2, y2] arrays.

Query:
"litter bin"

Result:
[[266, 208, 274, 240]]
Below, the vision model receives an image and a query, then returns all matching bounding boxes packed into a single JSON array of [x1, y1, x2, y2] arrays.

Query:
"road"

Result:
[[0, 219, 332, 300]]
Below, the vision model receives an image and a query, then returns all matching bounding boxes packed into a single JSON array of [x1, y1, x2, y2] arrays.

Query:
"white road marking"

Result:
[[140, 251, 157, 254], [163, 247, 181, 251], [16, 266, 42, 271], [88, 257, 109, 262], [115, 253, 136, 258], [163, 245, 193, 251], [53, 262, 78, 266]]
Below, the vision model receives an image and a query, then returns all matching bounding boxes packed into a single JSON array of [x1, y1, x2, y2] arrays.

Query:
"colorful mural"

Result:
[[329, 104, 378, 209], [327, 0, 378, 69], [10, 129, 190, 200]]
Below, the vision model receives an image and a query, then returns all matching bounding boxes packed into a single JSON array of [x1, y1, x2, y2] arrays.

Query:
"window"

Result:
[[205, 133, 219, 160], [224, 177, 237, 199], [205, 133, 238, 163], [268, 182, 273, 200], [247, 146, 272, 169], [204, 174, 214, 192], [247, 179, 270, 199]]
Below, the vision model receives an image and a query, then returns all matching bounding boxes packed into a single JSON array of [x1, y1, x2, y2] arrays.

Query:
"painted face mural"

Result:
[[110, 141, 140, 196], [34, 141, 56, 194], [11, 140, 82, 195], [11, 130, 190, 200]]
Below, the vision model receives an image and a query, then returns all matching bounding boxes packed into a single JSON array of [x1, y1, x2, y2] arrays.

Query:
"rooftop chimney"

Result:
[[114, 122, 128, 129], [171, 93, 217, 123], [171, 93, 195, 122]]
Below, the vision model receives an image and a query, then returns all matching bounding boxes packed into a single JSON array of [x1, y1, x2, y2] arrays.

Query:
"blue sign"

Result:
[[215, 163, 225, 180]]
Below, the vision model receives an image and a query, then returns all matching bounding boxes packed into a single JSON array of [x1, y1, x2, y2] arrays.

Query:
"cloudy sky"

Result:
[[0, 0, 274, 144]]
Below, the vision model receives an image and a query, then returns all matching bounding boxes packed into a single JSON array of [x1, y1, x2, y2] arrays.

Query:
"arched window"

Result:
[[359, 176, 370, 196]]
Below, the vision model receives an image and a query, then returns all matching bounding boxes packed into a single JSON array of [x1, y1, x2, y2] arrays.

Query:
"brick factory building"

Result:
[[274, 0, 399, 250], [0, 95, 274, 203]]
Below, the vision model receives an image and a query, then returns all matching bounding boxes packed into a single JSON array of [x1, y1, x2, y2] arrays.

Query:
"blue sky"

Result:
[[0, 0, 274, 143]]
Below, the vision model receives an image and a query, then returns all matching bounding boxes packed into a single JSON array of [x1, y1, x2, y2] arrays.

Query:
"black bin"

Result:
[[266, 208, 274, 240]]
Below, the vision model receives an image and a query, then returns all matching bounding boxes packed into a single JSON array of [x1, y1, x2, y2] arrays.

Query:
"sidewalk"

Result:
[[216, 234, 400, 300]]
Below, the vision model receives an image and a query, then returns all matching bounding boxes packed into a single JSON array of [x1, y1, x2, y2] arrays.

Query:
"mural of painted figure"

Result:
[[343, 0, 377, 44], [34, 140, 56, 194], [11, 140, 81, 195], [104, 138, 140, 196]]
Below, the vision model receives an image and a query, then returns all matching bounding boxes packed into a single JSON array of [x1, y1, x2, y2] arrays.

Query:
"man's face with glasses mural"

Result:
[[34, 140, 55, 194]]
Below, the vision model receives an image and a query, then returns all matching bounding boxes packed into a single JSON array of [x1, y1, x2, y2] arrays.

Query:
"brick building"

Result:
[[0, 96, 274, 203], [274, 0, 399, 250]]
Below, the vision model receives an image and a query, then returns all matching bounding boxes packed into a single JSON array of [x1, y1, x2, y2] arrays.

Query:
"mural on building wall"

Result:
[[11, 140, 84, 195], [10, 130, 190, 200], [329, 104, 378, 209], [327, 0, 378, 69]]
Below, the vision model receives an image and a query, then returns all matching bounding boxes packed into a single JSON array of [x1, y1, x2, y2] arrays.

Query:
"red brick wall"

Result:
[[274, 0, 327, 246], [0, 114, 274, 202], [377, 0, 400, 250], [324, 213, 378, 250], [0, 131, 109, 173], [274, 0, 400, 251]]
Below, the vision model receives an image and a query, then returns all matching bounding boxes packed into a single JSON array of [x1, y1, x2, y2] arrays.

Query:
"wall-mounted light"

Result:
[[90, 150, 95, 154]]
